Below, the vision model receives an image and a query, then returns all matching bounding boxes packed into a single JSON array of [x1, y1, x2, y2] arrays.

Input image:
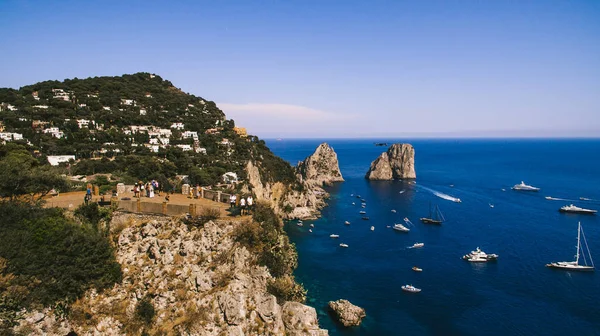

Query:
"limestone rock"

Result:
[[282, 302, 328, 335], [365, 143, 416, 180], [328, 299, 366, 327], [296, 143, 344, 186]]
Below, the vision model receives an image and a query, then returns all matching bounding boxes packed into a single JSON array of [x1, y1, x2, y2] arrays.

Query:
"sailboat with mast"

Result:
[[546, 222, 594, 272], [420, 203, 445, 225]]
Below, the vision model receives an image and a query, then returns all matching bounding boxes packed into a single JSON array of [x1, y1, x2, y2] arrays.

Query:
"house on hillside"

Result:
[[47, 155, 75, 166], [77, 119, 91, 128], [176, 144, 192, 151], [139, 108, 147, 115], [121, 99, 136, 106], [222, 172, 238, 184], [171, 122, 185, 130], [43, 127, 64, 139], [0, 132, 23, 142], [182, 131, 198, 140]]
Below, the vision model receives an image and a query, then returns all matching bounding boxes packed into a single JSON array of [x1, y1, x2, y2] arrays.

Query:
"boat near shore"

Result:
[[559, 204, 597, 215], [393, 223, 410, 232], [402, 284, 421, 293], [511, 181, 540, 192]]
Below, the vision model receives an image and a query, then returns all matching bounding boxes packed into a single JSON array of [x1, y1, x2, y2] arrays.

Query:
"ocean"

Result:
[[266, 139, 600, 336]]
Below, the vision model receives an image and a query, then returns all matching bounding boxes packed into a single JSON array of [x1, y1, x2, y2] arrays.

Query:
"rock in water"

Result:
[[296, 143, 344, 186], [328, 299, 366, 327], [365, 143, 416, 180]]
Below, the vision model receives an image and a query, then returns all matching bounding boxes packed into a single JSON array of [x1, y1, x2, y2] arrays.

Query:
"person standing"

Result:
[[240, 197, 246, 216], [229, 194, 235, 208], [247, 195, 253, 214]]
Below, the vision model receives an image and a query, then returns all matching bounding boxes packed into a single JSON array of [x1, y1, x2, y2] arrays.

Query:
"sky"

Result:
[[1, 0, 599, 138]]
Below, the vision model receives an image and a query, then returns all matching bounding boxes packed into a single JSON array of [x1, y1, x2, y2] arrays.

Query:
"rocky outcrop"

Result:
[[296, 143, 344, 186], [15, 213, 327, 336], [328, 299, 366, 327], [365, 143, 416, 180]]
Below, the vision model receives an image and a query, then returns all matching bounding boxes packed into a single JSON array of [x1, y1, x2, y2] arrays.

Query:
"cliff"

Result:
[[14, 213, 328, 335], [365, 143, 416, 180], [296, 143, 344, 186], [246, 143, 344, 220]]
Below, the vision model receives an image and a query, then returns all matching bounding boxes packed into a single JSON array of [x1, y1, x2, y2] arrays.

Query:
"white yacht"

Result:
[[511, 181, 540, 192], [409, 242, 424, 249], [370, 226, 375, 231], [330, 234, 339, 238], [546, 222, 594, 271], [401, 284, 421, 293], [462, 247, 498, 262], [339, 243, 349, 248], [559, 204, 597, 215], [344, 221, 350, 225], [393, 223, 410, 232], [391, 209, 397, 213]]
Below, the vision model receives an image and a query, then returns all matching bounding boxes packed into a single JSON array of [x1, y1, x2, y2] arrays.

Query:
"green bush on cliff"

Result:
[[0, 201, 122, 328]]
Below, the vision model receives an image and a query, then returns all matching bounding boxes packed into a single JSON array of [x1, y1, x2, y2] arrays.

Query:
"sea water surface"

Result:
[[267, 139, 600, 336]]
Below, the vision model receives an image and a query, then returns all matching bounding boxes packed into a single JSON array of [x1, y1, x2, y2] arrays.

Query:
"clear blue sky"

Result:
[[1, 0, 599, 138]]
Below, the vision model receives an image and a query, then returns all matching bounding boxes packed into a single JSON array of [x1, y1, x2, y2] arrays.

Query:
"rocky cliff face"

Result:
[[245, 143, 344, 220], [296, 143, 344, 187], [365, 143, 416, 180], [15, 213, 328, 336]]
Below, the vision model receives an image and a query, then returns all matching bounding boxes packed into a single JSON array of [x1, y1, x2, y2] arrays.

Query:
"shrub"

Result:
[[267, 275, 306, 304], [135, 296, 155, 325]]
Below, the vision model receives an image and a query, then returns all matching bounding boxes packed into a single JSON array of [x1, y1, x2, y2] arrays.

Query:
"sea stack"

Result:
[[296, 143, 344, 186], [328, 299, 366, 327], [365, 143, 416, 180]]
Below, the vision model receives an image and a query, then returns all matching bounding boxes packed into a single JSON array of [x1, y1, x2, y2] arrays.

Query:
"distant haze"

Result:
[[1, 1, 598, 138]]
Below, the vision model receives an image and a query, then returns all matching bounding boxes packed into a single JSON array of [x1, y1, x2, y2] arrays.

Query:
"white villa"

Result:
[[170, 122, 185, 130], [47, 155, 75, 166]]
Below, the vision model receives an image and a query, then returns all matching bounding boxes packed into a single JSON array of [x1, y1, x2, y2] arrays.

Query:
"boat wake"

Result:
[[419, 186, 462, 203]]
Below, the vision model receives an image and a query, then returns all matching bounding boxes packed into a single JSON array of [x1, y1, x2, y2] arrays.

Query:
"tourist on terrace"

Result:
[[247, 195, 253, 214], [229, 194, 235, 208], [240, 197, 246, 215]]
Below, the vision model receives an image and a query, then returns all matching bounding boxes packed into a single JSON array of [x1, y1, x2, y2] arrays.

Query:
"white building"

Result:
[[176, 144, 193, 151], [129, 125, 151, 133], [47, 155, 75, 166], [170, 122, 185, 130], [158, 137, 170, 146], [78, 103, 87, 108], [158, 128, 172, 138], [182, 131, 198, 139], [139, 108, 147, 116], [222, 172, 238, 184], [43, 127, 64, 139], [144, 144, 160, 153], [220, 138, 232, 146], [0, 132, 23, 141], [121, 99, 136, 106], [77, 119, 91, 128], [52, 88, 70, 101], [102, 106, 111, 111], [33, 105, 49, 109], [196, 147, 207, 154]]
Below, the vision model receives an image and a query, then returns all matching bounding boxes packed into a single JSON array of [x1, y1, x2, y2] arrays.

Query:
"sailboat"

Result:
[[546, 222, 594, 272], [420, 203, 445, 225]]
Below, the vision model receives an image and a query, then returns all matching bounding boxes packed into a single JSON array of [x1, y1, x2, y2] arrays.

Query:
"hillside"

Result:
[[0, 73, 295, 188]]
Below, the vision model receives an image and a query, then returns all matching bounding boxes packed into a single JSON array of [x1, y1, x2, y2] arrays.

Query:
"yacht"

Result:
[[359, 210, 366, 214], [391, 209, 397, 213], [462, 247, 498, 262], [546, 222, 594, 271], [401, 284, 421, 293], [370, 226, 375, 231], [559, 204, 597, 215], [420, 203, 445, 225], [297, 222, 303, 227], [330, 234, 339, 238], [339, 243, 349, 248], [344, 221, 350, 225], [545, 196, 560, 200], [412, 266, 423, 272], [580, 197, 592, 201], [453, 198, 462, 203], [361, 216, 370, 220], [309, 224, 315, 228], [409, 242, 424, 249], [511, 181, 540, 192], [393, 223, 410, 232]]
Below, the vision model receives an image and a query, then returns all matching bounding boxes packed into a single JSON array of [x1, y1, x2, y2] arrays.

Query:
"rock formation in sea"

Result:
[[296, 143, 344, 186], [365, 143, 416, 180], [328, 299, 366, 327], [246, 143, 344, 220], [14, 213, 328, 335]]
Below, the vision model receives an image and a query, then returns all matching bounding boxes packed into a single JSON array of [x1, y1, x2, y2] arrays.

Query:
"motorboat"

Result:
[[297, 223, 303, 227], [309, 224, 315, 228], [462, 247, 498, 262], [339, 243, 349, 248], [330, 234, 339, 238], [344, 221, 350, 225], [359, 210, 366, 214], [501, 188, 506, 192], [308, 229, 312, 233], [391, 209, 397, 213], [361, 204, 366, 208], [361, 216, 370, 220], [409, 242, 424, 249], [399, 190, 405, 194], [453, 198, 462, 203], [580, 197, 592, 201], [370, 226, 375, 231], [401, 285, 421, 293], [489, 203, 495, 208], [559, 204, 597, 215], [511, 181, 540, 192], [352, 202, 355, 205], [412, 266, 422, 272], [356, 195, 361, 198], [393, 223, 410, 232], [545, 196, 560, 200], [546, 222, 594, 271]]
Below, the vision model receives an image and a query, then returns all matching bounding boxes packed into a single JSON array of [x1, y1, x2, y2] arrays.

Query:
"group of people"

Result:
[[188, 184, 203, 199], [133, 180, 161, 198], [229, 194, 254, 215]]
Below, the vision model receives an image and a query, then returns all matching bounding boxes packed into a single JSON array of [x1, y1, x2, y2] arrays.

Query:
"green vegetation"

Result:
[[135, 296, 155, 325], [0, 72, 298, 188], [233, 203, 306, 303]]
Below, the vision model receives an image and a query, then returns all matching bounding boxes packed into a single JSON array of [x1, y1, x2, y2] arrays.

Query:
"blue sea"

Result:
[[266, 139, 600, 336]]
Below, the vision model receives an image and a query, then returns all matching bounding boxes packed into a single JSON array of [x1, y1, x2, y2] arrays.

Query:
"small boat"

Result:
[[409, 242, 424, 249], [501, 188, 506, 192], [489, 203, 494, 208], [339, 243, 349, 248], [310, 224, 315, 228], [344, 221, 350, 225], [298, 220, 303, 224], [420, 203, 445, 225], [559, 204, 597, 215], [370, 226, 375, 231], [361, 204, 366, 208], [412, 266, 423, 272], [453, 198, 462, 203], [580, 197, 592, 201], [393, 223, 410, 232], [351, 194, 354, 197], [352, 202, 355, 205], [330, 234, 339, 238], [361, 199, 366, 202], [511, 181, 540, 192], [356, 195, 361, 199], [546, 222, 594, 271], [297, 223, 303, 227], [362, 216, 370, 220], [308, 229, 312, 233], [462, 247, 498, 262], [401, 284, 421, 293], [391, 209, 397, 213], [359, 210, 366, 214], [545, 196, 560, 200], [399, 190, 405, 194], [449, 184, 454, 187]]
